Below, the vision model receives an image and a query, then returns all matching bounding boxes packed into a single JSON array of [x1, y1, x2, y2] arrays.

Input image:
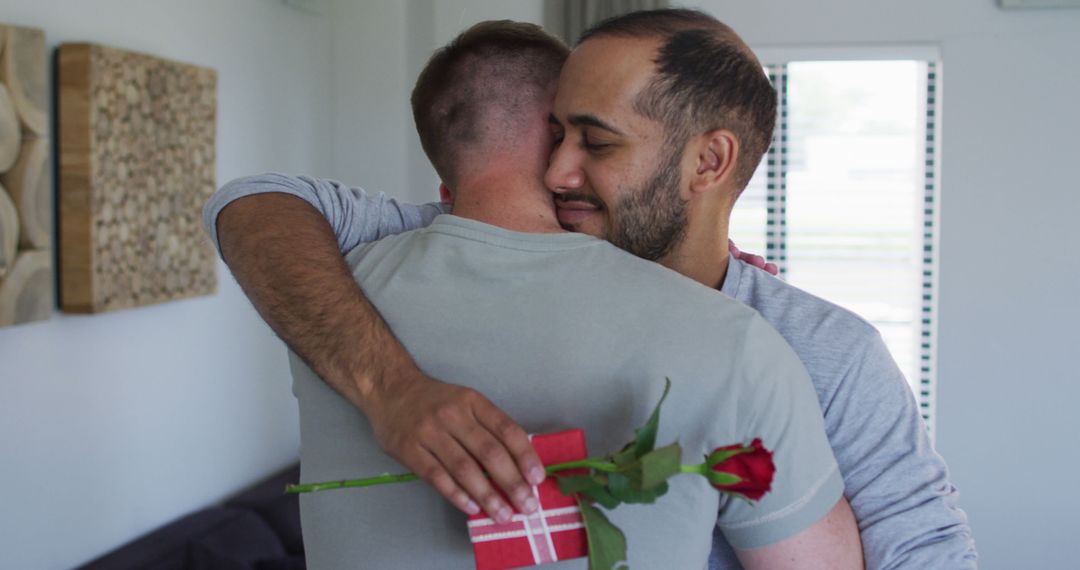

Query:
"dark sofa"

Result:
[[78, 464, 305, 570]]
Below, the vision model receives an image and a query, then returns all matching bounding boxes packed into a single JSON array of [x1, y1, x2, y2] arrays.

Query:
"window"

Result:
[[730, 58, 940, 434]]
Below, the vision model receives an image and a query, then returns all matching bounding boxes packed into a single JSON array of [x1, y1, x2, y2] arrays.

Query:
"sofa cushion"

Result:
[[78, 464, 304, 570], [255, 555, 307, 570], [185, 510, 286, 570], [77, 507, 238, 570], [225, 465, 304, 555], [252, 493, 304, 556]]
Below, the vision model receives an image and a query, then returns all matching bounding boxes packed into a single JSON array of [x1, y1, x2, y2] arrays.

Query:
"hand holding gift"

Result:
[[287, 380, 776, 570]]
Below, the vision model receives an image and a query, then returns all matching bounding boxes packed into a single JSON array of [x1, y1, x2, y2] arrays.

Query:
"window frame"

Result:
[[749, 46, 943, 437]]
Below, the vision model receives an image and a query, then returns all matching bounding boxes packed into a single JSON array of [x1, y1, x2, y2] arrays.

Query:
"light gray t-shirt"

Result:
[[205, 174, 976, 568], [291, 216, 842, 569]]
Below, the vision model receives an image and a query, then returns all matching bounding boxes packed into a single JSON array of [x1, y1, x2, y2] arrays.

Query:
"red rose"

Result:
[[706, 438, 775, 501]]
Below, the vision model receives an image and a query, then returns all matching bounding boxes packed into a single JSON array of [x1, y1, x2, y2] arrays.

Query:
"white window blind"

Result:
[[730, 59, 940, 434]]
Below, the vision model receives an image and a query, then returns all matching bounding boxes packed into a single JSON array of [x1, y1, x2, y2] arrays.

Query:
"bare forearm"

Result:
[[214, 191, 543, 521], [216, 192, 416, 411]]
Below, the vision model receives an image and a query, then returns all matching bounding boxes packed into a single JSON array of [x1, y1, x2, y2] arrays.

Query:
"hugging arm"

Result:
[[737, 498, 863, 570], [205, 174, 544, 521], [719, 316, 865, 569], [826, 333, 977, 568]]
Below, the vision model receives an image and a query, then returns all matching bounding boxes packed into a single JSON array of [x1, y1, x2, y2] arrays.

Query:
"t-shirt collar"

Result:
[[719, 253, 742, 298]]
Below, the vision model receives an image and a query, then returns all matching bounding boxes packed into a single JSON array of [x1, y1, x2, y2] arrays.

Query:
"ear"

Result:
[[438, 182, 454, 205], [689, 129, 738, 196]]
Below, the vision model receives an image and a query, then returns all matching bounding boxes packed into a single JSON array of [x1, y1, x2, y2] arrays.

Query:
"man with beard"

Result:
[[206, 9, 974, 569], [544, 16, 971, 565]]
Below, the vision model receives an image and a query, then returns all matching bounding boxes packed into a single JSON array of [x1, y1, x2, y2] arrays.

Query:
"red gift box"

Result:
[[467, 429, 589, 570]]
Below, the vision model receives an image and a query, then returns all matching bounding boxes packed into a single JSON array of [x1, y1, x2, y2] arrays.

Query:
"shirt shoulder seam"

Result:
[[721, 465, 840, 530]]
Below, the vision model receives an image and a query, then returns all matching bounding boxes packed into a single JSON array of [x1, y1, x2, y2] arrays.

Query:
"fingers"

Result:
[[380, 400, 517, 522], [468, 400, 545, 510], [476, 403, 546, 486], [730, 239, 779, 276], [453, 397, 541, 517], [410, 446, 482, 516], [431, 428, 520, 523], [370, 378, 543, 523]]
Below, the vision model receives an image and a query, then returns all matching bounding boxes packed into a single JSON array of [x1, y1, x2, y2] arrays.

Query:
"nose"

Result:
[[544, 142, 584, 196]]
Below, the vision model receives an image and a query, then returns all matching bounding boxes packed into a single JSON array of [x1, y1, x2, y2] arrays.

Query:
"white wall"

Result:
[[329, 1, 412, 198], [0, 1, 333, 568], [693, 1, 1080, 567], [328, 0, 544, 203]]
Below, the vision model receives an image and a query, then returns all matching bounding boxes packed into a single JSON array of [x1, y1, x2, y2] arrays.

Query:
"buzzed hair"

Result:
[[580, 9, 777, 190], [411, 21, 570, 188]]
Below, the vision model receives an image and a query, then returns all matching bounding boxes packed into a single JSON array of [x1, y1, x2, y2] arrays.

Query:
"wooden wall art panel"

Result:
[[0, 23, 52, 328], [58, 43, 217, 314]]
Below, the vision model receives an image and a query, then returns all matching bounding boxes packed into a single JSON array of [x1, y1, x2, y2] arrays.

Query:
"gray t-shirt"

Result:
[[713, 256, 976, 569], [291, 215, 842, 569], [205, 174, 977, 568]]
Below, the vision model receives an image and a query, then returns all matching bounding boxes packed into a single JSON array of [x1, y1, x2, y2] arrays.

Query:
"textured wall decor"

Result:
[[0, 23, 52, 328], [58, 43, 217, 314]]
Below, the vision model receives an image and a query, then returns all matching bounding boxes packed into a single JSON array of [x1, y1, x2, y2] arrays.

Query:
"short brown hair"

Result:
[[580, 9, 776, 190], [411, 21, 569, 187]]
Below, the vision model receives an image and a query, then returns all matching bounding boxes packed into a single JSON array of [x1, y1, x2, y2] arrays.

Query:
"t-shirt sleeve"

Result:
[[715, 314, 845, 550], [825, 332, 977, 569], [202, 172, 449, 258]]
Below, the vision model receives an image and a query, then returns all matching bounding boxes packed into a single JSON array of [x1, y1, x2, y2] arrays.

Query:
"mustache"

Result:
[[554, 192, 605, 209]]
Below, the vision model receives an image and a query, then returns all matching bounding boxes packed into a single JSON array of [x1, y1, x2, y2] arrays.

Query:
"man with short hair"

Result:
[[207, 9, 974, 568], [214, 19, 860, 568]]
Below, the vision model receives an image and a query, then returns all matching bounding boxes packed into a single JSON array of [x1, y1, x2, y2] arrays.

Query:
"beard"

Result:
[[607, 146, 688, 262]]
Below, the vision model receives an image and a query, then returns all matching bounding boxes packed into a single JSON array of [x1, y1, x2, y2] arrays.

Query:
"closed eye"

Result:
[[583, 139, 611, 152]]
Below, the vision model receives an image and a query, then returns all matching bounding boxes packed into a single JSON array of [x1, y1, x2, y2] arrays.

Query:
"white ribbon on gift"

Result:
[[467, 435, 585, 565], [467, 504, 585, 563]]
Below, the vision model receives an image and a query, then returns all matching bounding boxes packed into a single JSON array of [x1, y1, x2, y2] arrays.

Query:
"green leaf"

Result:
[[612, 442, 639, 468], [630, 378, 672, 458], [578, 498, 629, 570], [608, 471, 668, 505], [613, 457, 644, 489], [639, 442, 682, 490], [581, 484, 622, 510], [558, 473, 622, 509], [558, 474, 606, 496]]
